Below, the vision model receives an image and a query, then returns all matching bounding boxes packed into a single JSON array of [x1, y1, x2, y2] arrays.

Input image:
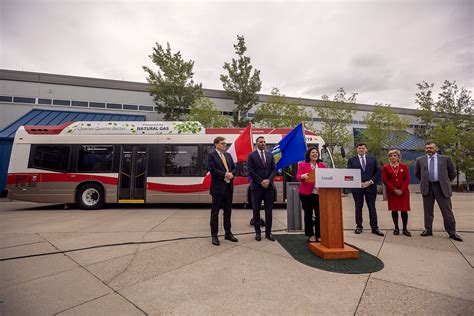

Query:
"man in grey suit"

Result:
[[414, 141, 463, 241]]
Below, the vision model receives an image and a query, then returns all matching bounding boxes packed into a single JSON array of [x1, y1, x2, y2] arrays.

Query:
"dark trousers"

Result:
[[210, 184, 233, 237], [251, 188, 274, 235], [300, 193, 320, 238], [423, 182, 456, 235], [352, 191, 379, 230]]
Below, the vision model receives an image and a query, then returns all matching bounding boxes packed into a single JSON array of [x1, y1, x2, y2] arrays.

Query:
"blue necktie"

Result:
[[429, 157, 435, 181], [360, 156, 366, 171]]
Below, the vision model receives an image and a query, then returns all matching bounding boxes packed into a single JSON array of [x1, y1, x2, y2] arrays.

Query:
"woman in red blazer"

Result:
[[382, 149, 411, 236], [296, 147, 327, 242]]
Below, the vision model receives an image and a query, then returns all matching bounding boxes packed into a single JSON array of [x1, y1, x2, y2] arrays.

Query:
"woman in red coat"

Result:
[[296, 147, 327, 242], [382, 149, 411, 236]]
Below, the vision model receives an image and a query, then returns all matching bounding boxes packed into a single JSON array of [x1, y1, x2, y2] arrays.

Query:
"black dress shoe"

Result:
[[225, 234, 238, 242], [393, 228, 400, 235], [255, 233, 261, 241], [449, 233, 463, 242], [265, 233, 275, 241], [212, 236, 220, 246], [372, 229, 384, 236], [420, 230, 433, 237], [354, 227, 363, 234], [402, 230, 412, 237]]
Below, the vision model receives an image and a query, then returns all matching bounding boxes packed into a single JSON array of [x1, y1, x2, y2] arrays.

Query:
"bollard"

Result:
[[286, 182, 302, 231]]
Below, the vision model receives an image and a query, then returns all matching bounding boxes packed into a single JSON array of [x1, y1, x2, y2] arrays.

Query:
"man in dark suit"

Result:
[[347, 143, 384, 236], [208, 136, 238, 246], [414, 141, 463, 241], [247, 136, 277, 241]]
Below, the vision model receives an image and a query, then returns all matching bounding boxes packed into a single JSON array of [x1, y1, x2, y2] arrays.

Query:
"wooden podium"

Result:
[[308, 169, 360, 259]]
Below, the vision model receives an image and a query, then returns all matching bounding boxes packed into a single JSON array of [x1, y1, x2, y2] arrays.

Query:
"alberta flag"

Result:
[[272, 123, 307, 169], [202, 123, 253, 189]]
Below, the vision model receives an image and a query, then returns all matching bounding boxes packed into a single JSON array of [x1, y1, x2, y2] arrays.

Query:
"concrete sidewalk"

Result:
[[0, 192, 473, 315]]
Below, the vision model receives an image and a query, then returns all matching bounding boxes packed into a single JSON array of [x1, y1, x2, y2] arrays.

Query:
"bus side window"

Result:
[[164, 145, 199, 176], [320, 146, 334, 168], [148, 144, 163, 177], [201, 144, 215, 176], [77, 145, 114, 172], [30, 145, 70, 172]]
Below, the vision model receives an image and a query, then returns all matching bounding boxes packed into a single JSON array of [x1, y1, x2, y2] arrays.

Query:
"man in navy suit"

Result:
[[208, 136, 238, 246], [347, 143, 384, 236], [247, 136, 277, 241]]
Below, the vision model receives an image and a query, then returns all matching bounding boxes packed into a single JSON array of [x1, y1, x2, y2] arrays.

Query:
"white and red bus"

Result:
[[6, 121, 334, 209]]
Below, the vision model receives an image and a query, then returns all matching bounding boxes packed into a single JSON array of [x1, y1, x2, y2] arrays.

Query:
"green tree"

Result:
[[254, 88, 310, 128], [433, 80, 473, 187], [188, 97, 231, 128], [314, 87, 356, 157], [143, 42, 202, 120], [415, 80, 473, 187], [359, 104, 408, 164], [220, 35, 262, 127], [414, 81, 436, 141]]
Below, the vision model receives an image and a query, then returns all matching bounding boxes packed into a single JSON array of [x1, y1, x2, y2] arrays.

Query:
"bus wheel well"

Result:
[[75, 181, 106, 210]]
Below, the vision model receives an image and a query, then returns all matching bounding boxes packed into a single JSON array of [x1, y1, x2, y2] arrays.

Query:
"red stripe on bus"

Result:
[[7, 173, 118, 185], [7, 173, 280, 193]]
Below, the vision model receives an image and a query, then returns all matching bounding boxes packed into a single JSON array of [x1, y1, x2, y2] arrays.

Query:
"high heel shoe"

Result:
[[402, 229, 411, 237], [393, 228, 400, 235]]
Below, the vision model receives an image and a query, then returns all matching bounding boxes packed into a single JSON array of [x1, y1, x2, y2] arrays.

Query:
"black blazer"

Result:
[[347, 155, 379, 193], [247, 150, 277, 191], [207, 151, 237, 196]]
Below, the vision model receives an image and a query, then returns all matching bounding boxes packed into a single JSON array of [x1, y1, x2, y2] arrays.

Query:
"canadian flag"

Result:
[[202, 123, 253, 189]]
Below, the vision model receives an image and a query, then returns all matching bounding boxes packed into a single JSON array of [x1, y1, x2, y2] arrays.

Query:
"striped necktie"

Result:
[[360, 156, 366, 171], [429, 156, 435, 181]]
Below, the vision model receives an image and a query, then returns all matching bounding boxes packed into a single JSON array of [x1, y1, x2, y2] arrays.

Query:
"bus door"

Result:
[[118, 145, 148, 203]]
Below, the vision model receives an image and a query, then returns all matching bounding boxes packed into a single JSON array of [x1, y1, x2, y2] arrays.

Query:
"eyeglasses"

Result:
[[219, 142, 227, 145]]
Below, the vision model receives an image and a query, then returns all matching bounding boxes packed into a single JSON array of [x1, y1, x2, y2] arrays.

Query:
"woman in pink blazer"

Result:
[[296, 147, 327, 242]]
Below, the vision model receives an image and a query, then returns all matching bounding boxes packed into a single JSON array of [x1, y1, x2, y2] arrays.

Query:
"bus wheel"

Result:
[[77, 183, 104, 210]]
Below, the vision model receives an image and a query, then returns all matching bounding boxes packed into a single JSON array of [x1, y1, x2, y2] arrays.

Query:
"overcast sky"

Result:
[[1, 0, 472, 108]]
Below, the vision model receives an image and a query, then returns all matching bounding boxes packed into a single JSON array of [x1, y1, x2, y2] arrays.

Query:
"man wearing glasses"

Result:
[[208, 136, 238, 246]]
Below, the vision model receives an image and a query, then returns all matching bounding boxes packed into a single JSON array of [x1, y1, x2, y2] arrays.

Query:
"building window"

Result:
[[71, 100, 88, 107], [13, 97, 36, 104], [77, 145, 114, 172], [38, 98, 52, 105], [0, 96, 13, 102], [31, 145, 70, 172], [139, 105, 154, 112], [106, 103, 122, 109], [53, 99, 71, 106], [90, 102, 106, 108], [123, 104, 138, 110], [164, 145, 198, 176]]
